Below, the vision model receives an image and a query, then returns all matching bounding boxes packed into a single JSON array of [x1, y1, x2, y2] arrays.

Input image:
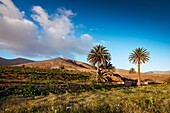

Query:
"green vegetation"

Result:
[[0, 84, 65, 97], [0, 66, 91, 83], [0, 84, 169, 113], [129, 47, 150, 86], [87, 45, 111, 81], [129, 68, 136, 74]]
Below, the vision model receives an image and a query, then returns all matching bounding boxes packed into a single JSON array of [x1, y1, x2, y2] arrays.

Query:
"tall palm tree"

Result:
[[87, 45, 111, 81], [128, 47, 150, 86]]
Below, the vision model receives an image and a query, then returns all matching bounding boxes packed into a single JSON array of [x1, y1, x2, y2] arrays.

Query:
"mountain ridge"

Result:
[[146, 71, 170, 74], [1, 57, 170, 75], [0, 57, 34, 66], [15, 57, 96, 72]]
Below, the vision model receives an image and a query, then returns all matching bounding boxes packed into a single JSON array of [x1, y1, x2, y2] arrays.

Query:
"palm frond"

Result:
[[129, 47, 150, 64]]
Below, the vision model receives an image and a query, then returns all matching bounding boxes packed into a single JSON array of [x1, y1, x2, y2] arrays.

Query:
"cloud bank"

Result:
[[0, 0, 95, 58]]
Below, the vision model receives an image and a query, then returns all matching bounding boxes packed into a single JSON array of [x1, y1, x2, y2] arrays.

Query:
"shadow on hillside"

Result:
[[65, 60, 88, 69], [65, 59, 96, 70], [113, 74, 133, 81], [112, 74, 164, 85], [113, 74, 137, 86]]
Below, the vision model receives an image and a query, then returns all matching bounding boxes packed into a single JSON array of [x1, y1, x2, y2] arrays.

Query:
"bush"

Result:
[[49, 87, 65, 94], [77, 85, 89, 92], [66, 83, 72, 93], [129, 68, 136, 74], [166, 77, 170, 84], [0, 84, 65, 96], [90, 83, 96, 91], [20, 84, 40, 96]]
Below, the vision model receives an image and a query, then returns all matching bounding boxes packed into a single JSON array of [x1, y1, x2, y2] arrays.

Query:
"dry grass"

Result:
[[116, 69, 170, 81], [0, 84, 169, 113]]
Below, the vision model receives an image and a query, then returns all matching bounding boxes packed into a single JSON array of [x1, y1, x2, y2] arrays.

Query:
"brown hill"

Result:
[[146, 71, 170, 74], [115, 69, 170, 81], [12, 57, 169, 81], [0, 57, 34, 66], [15, 57, 96, 72]]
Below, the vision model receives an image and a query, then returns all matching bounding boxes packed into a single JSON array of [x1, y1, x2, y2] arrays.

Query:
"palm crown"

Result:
[[87, 45, 111, 65], [129, 47, 150, 64]]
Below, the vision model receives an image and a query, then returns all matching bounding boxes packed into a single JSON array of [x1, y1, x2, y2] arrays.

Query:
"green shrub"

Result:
[[20, 84, 40, 96], [90, 83, 96, 91], [0, 86, 6, 96], [77, 85, 89, 92], [66, 83, 72, 93], [49, 87, 65, 94]]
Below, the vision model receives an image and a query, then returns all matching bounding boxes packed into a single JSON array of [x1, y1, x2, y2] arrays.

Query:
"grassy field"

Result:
[[0, 84, 169, 113], [0, 66, 169, 112]]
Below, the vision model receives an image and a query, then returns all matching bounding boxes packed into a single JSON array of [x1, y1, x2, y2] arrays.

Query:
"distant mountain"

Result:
[[15, 57, 96, 72], [0, 57, 34, 66], [146, 71, 170, 74]]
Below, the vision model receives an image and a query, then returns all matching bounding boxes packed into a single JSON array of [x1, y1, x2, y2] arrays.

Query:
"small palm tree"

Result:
[[100, 61, 115, 72], [128, 47, 150, 86], [87, 45, 111, 81], [100, 61, 115, 81]]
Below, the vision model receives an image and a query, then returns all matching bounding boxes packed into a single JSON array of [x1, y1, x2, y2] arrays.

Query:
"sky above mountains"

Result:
[[0, 0, 170, 72]]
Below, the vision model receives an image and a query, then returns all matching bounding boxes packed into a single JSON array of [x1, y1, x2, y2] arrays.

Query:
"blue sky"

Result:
[[0, 0, 170, 72]]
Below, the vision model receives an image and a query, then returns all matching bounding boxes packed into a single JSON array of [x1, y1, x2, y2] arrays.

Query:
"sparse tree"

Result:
[[129, 68, 136, 74], [128, 47, 150, 86], [87, 45, 111, 81]]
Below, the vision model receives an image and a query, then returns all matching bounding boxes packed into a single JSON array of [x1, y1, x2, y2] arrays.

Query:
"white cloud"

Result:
[[31, 6, 74, 38], [0, 0, 95, 58], [81, 34, 93, 40], [101, 40, 105, 44], [89, 28, 99, 31], [76, 24, 86, 29], [101, 40, 110, 45], [90, 28, 94, 31], [0, 0, 24, 19], [57, 7, 75, 17]]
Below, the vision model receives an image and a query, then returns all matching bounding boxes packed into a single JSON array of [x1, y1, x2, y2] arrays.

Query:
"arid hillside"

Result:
[[115, 69, 170, 81], [9, 57, 170, 81], [146, 71, 170, 74], [0, 57, 34, 66], [15, 57, 96, 72]]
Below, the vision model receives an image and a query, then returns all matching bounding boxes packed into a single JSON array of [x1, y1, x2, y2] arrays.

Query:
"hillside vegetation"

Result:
[[0, 84, 169, 113], [0, 66, 92, 83], [0, 65, 169, 113]]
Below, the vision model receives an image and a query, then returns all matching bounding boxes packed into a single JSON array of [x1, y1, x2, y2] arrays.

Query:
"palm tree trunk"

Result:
[[137, 60, 141, 86], [96, 61, 100, 81]]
